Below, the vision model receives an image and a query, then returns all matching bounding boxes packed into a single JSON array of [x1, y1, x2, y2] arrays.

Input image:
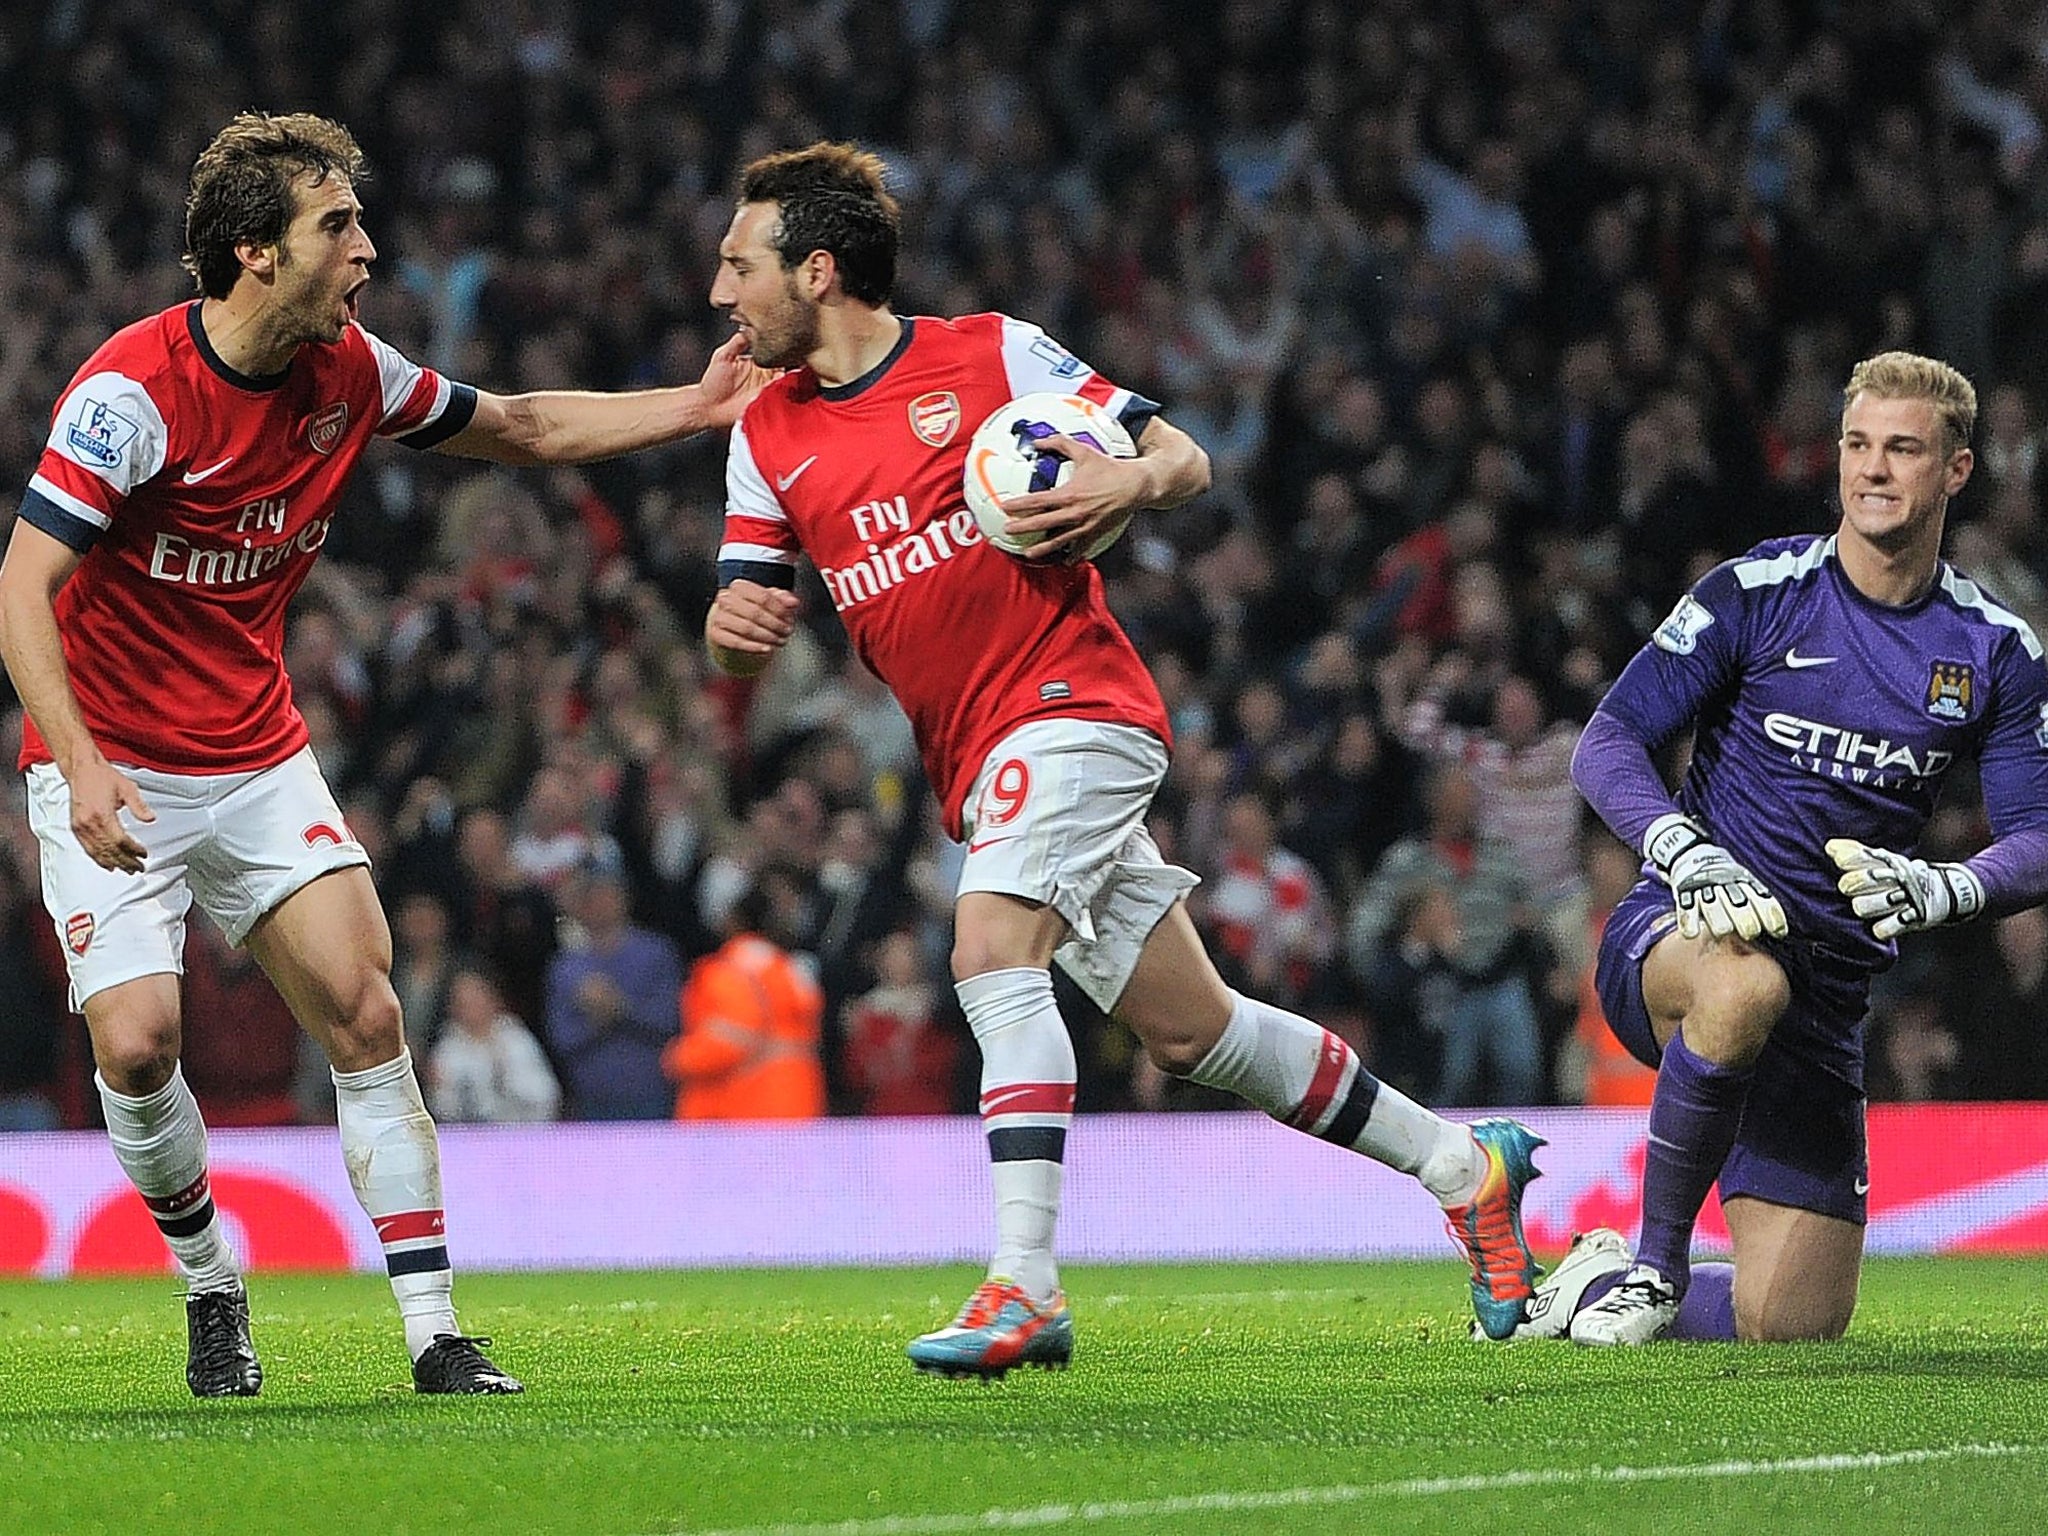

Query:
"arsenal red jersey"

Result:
[[17, 301, 474, 774], [719, 313, 1173, 838]]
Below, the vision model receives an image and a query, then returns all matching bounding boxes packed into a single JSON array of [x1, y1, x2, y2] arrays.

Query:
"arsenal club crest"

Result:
[[304, 401, 349, 455], [65, 911, 94, 956], [1926, 660, 1974, 722], [909, 391, 961, 447]]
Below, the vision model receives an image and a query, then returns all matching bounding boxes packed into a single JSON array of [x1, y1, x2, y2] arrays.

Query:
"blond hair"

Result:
[[1841, 351, 1977, 455]]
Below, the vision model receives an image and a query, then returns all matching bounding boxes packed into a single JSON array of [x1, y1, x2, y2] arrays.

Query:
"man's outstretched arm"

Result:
[[437, 335, 773, 465]]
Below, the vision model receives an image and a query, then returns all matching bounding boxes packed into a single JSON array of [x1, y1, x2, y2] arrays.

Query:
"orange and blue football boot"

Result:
[[1444, 1117, 1546, 1340], [907, 1279, 1074, 1379]]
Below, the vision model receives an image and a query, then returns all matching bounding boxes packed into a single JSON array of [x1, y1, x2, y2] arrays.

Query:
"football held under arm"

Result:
[[1127, 414, 1211, 512], [1002, 314, 1210, 517]]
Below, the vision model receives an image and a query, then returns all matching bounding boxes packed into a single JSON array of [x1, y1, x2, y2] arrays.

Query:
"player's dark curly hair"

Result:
[[737, 142, 899, 305], [183, 112, 367, 299]]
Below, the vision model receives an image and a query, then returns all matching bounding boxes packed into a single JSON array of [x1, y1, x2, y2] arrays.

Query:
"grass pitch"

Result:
[[4, 1259, 2047, 1535]]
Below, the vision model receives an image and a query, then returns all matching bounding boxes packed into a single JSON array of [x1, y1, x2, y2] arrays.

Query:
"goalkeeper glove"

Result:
[[1644, 812, 1790, 942], [1824, 838, 1985, 941]]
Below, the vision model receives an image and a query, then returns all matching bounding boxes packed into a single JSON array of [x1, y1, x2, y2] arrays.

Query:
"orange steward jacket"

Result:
[[664, 934, 827, 1120]]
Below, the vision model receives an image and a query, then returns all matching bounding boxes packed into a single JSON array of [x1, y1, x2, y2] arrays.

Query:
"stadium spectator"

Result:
[[1347, 761, 1547, 1107], [510, 764, 606, 893], [389, 890, 459, 1063], [664, 883, 827, 1121], [1198, 790, 1336, 1011], [1, 0, 2045, 1131], [1283, 708, 1422, 904], [177, 922, 301, 1128], [841, 929, 966, 1116], [1356, 880, 1461, 1106], [1395, 669, 1585, 905], [426, 966, 561, 1125], [451, 807, 559, 1045], [544, 849, 682, 1121]]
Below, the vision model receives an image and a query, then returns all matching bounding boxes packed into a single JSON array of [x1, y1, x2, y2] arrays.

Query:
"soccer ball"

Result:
[[962, 392, 1137, 559]]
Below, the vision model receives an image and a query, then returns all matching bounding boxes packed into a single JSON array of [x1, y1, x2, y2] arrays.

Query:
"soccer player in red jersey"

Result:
[[703, 142, 1547, 1377], [0, 113, 766, 1396]]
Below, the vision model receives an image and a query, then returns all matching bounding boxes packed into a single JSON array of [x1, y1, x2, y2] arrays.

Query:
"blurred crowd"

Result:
[[6, 0, 2048, 1132]]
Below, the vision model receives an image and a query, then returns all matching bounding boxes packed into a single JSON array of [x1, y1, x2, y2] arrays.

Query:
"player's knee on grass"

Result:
[[1734, 1274, 1856, 1343]]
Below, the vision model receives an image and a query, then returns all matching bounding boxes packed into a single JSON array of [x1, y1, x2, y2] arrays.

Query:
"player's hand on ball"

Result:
[[68, 756, 154, 875], [1644, 812, 1788, 942], [999, 433, 1141, 562], [1825, 837, 1985, 940]]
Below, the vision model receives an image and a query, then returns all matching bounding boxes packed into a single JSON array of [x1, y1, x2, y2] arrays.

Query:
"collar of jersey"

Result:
[[186, 301, 293, 392], [814, 316, 915, 402], [1826, 538, 1945, 615]]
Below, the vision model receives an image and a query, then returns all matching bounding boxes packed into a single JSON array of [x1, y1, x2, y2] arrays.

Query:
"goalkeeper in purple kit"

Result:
[[1522, 352, 2048, 1345]]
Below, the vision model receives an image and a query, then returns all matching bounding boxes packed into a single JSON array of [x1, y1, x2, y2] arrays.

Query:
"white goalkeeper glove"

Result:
[[1644, 812, 1790, 942], [1824, 838, 1985, 941]]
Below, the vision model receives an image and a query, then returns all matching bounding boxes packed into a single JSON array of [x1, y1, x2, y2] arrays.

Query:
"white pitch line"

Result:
[[1094, 1287, 1361, 1308], [659, 1442, 2045, 1536]]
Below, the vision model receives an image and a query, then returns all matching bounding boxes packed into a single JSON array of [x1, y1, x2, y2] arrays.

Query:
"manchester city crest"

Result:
[[1925, 661, 1973, 722]]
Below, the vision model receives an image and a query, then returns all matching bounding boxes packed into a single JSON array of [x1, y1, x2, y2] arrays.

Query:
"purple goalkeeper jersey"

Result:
[[1577, 534, 2048, 968]]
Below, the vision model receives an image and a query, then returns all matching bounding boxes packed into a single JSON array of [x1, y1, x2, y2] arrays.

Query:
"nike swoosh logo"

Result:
[[181, 456, 235, 485], [967, 835, 1018, 854], [776, 455, 819, 491], [1784, 649, 1838, 669], [980, 1086, 1041, 1113], [1854, 1176, 1870, 1195]]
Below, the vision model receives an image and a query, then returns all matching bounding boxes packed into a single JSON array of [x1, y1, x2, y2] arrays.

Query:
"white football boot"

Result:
[[1471, 1227, 1631, 1341], [1569, 1261, 1682, 1346]]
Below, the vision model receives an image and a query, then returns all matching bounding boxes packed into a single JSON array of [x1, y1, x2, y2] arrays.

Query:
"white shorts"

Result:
[[26, 746, 370, 1009], [956, 719, 1198, 1012]]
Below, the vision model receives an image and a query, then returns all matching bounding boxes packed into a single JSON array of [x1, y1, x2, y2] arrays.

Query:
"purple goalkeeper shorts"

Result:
[[1596, 878, 1871, 1226]]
